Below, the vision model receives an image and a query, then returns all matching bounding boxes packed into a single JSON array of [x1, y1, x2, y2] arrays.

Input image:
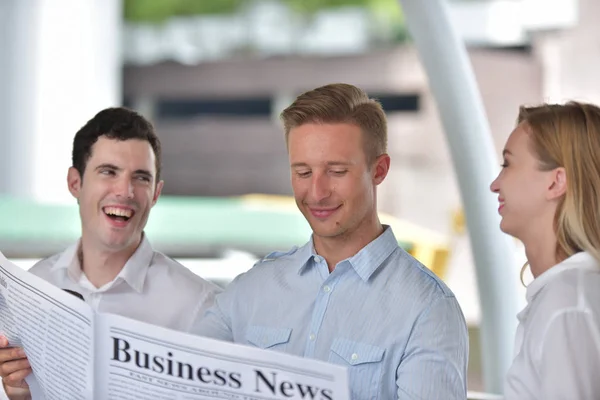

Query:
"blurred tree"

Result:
[[284, 0, 400, 18], [284, 0, 368, 14], [124, 0, 403, 22], [123, 0, 409, 43], [366, 0, 408, 42], [124, 0, 243, 22]]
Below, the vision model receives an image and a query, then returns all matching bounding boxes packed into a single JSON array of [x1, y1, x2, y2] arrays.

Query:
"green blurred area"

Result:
[[0, 195, 299, 257], [123, 0, 242, 21], [123, 0, 403, 24], [0, 195, 411, 258], [0, 194, 456, 279], [123, 0, 408, 47]]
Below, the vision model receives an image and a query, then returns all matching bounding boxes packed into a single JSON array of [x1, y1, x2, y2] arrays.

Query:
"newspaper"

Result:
[[0, 252, 349, 400]]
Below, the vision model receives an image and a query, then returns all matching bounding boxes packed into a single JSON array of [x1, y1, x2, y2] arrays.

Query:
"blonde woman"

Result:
[[490, 102, 600, 399]]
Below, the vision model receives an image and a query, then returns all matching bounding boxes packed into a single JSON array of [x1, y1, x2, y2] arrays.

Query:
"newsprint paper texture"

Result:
[[0, 251, 350, 400]]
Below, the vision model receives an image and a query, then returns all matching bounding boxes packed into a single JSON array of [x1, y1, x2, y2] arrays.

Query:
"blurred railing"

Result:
[[467, 391, 503, 400]]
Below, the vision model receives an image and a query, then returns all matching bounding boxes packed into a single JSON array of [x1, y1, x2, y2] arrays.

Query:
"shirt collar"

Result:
[[297, 225, 399, 281], [118, 235, 154, 293], [526, 251, 599, 302], [52, 240, 83, 282], [50, 235, 154, 293], [295, 241, 317, 274]]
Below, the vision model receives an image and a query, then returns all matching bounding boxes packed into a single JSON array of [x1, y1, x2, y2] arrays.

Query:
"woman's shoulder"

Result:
[[531, 266, 600, 324]]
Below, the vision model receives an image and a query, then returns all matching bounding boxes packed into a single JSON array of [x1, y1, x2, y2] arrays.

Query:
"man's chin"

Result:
[[103, 241, 133, 252], [309, 225, 345, 239], [101, 233, 138, 251]]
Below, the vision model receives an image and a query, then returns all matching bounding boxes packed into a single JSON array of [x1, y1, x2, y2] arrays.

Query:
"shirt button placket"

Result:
[[304, 257, 336, 357]]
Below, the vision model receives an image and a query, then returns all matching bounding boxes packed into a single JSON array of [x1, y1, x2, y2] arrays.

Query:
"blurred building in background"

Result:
[[121, 0, 600, 238]]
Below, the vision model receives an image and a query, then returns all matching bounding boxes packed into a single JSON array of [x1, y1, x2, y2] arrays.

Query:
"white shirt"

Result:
[[29, 236, 222, 332], [504, 251, 600, 400]]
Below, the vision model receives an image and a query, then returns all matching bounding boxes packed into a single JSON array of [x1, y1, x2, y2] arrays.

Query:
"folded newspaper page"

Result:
[[0, 252, 350, 400]]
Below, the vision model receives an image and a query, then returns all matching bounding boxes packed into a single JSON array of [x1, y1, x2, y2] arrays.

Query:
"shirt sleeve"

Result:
[[396, 295, 469, 399], [539, 309, 600, 399], [184, 283, 222, 333], [188, 271, 254, 342]]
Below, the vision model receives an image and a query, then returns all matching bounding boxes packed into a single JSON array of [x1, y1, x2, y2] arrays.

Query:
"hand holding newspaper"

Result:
[[0, 252, 349, 400]]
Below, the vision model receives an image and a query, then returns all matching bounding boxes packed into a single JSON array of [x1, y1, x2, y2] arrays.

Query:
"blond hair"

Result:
[[518, 102, 600, 266], [280, 83, 387, 165]]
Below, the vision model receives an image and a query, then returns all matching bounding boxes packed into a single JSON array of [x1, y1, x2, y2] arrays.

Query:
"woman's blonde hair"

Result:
[[518, 102, 600, 271]]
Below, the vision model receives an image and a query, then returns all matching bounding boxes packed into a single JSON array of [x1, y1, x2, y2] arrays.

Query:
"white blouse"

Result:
[[504, 251, 600, 399]]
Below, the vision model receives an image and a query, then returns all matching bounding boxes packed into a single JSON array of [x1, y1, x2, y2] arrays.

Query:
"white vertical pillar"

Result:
[[0, 1, 41, 197], [398, 0, 524, 394], [0, 0, 122, 203]]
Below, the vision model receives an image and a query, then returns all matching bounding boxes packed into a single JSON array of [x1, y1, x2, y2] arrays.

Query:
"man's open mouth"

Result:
[[103, 206, 135, 222]]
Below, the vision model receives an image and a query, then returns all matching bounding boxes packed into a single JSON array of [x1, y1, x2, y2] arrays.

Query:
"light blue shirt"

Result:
[[193, 226, 468, 399]]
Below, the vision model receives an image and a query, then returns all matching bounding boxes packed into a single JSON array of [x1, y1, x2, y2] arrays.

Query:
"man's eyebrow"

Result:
[[95, 163, 120, 171], [95, 164, 153, 179], [291, 162, 309, 168], [326, 161, 352, 166], [134, 169, 153, 178], [290, 161, 353, 168]]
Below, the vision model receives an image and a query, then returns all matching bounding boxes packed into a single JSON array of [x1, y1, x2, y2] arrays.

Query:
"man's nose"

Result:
[[310, 173, 331, 201], [115, 177, 134, 199]]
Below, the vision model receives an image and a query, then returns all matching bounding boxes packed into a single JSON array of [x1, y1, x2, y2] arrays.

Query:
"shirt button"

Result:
[[351, 353, 358, 361], [323, 285, 331, 293], [309, 333, 316, 341]]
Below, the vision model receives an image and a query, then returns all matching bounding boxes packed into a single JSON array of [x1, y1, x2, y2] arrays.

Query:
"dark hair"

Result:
[[72, 107, 162, 181]]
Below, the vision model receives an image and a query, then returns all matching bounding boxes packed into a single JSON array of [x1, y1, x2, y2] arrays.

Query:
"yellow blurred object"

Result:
[[379, 213, 450, 279], [240, 194, 451, 279], [408, 244, 450, 279], [240, 193, 299, 211], [452, 208, 466, 235]]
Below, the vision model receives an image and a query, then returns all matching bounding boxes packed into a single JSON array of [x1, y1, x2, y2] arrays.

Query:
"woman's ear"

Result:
[[547, 167, 567, 200]]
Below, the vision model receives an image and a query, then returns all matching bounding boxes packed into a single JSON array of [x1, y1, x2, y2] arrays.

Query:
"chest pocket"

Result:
[[329, 338, 385, 400], [245, 325, 292, 352]]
